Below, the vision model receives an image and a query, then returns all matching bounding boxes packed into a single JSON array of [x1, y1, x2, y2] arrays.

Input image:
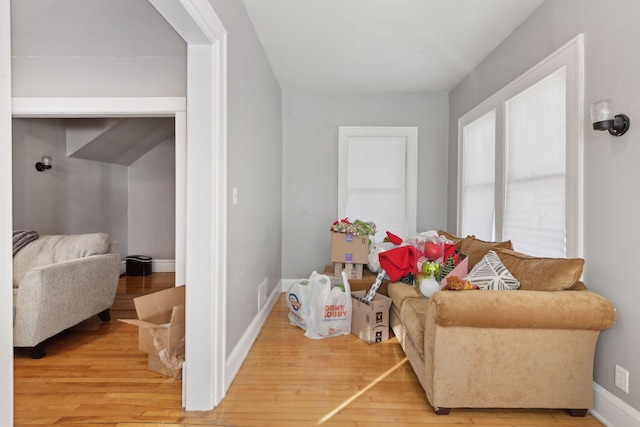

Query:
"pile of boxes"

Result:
[[330, 232, 369, 279], [329, 230, 393, 344]]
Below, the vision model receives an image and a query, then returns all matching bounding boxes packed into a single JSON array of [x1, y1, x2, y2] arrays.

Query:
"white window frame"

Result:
[[457, 35, 584, 258], [338, 126, 418, 240]]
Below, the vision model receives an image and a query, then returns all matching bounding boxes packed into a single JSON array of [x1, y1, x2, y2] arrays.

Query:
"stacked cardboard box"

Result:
[[330, 232, 369, 279]]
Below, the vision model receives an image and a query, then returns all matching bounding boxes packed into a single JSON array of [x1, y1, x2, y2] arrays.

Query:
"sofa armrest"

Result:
[[14, 253, 120, 347], [428, 289, 616, 331]]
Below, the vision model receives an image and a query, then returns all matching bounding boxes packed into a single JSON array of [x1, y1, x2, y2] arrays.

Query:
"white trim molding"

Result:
[[149, 0, 228, 410], [226, 283, 280, 390], [592, 382, 640, 427], [281, 278, 299, 293], [152, 259, 176, 273], [11, 96, 185, 117], [120, 259, 176, 275], [0, 0, 13, 424]]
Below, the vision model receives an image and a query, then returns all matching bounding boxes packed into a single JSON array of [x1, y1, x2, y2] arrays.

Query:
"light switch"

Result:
[[232, 187, 238, 205]]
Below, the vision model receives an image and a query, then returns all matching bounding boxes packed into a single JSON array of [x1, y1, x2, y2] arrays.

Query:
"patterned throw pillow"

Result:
[[466, 250, 520, 290]]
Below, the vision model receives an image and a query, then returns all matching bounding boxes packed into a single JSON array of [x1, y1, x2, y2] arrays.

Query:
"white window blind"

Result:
[[338, 127, 418, 243], [345, 137, 407, 242], [504, 68, 567, 257], [460, 110, 496, 241]]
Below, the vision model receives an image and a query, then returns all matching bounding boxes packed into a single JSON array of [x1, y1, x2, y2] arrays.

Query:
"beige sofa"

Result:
[[13, 233, 121, 358], [388, 234, 617, 416]]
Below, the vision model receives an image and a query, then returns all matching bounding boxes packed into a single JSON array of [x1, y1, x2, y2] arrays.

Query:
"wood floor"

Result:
[[14, 273, 605, 427]]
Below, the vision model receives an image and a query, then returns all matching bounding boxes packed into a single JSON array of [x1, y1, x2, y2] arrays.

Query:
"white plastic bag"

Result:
[[304, 271, 352, 339], [286, 277, 311, 330]]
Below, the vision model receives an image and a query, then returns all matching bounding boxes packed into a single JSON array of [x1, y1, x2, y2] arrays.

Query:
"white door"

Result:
[[338, 126, 418, 242]]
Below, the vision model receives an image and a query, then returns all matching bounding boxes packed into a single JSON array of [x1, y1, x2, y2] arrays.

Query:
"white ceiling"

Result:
[[242, 0, 545, 93], [11, 0, 544, 95]]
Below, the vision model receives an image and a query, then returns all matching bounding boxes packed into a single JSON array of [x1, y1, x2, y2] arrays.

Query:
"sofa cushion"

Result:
[[13, 233, 110, 288], [429, 288, 616, 330], [460, 236, 513, 269], [493, 248, 584, 291], [401, 297, 430, 356], [387, 282, 421, 311], [467, 251, 520, 290]]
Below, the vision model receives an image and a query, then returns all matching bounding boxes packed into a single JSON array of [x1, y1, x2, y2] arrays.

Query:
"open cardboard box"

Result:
[[119, 285, 185, 378], [351, 289, 392, 344]]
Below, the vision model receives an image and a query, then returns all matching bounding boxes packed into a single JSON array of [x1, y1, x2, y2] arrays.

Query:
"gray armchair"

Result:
[[12, 233, 121, 358]]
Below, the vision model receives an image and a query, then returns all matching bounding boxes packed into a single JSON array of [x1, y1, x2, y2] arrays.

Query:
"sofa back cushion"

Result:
[[460, 236, 513, 269], [13, 233, 110, 287], [437, 231, 513, 269], [494, 247, 584, 291]]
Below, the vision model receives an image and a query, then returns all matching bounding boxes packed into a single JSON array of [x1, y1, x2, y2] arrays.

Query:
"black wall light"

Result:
[[590, 99, 630, 137], [35, 156, 52, 172]]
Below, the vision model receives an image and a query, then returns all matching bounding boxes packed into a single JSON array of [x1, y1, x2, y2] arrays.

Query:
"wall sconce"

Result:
[[590, 99, 630, 137], [35, 156, 52, 172]]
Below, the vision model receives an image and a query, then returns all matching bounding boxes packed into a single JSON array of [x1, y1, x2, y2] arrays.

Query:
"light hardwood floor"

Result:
[[14, 273, 605, 427]]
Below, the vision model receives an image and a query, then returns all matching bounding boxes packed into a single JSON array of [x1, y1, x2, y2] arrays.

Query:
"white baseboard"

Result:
[[152, 259, 175, 272], [225, 280, 281, 391], [592, 382, 640, 427], [120, 259, 176, 274], [281, 278, 298, 292]]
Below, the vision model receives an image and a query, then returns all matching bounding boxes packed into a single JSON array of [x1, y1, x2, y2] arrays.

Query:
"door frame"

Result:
[[150, 0, 228, 409], [0, 1, 228, 421], [0, 1, 14, 424]]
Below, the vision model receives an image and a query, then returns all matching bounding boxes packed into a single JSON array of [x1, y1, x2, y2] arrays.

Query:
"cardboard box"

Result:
[[148, 354, 182, 379], [119, 286, 185, 377], [333, 262, 364, 280], [350, 290, 392, 344], [330, 232, 369, 264], [324, 264, 390, 296]]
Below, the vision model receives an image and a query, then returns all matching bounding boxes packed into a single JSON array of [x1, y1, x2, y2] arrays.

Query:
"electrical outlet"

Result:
[[615, 365, 630, 393], [258, 279, 268, 311]]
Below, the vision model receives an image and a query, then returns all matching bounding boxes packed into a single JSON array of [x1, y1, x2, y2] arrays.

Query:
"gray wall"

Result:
[[128, 137, 175, 259], [209, 0, 283, 358], [12, 118, 128, 255], [282, 92, 449, 279], [449, 0, 640, 410], [10, 0, 186, 97], [13, 118, 177, 262]]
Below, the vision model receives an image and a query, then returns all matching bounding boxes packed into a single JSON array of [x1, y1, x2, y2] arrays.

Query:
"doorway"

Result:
[[12, 116, 179, 269], [0, 1, 228, 423]]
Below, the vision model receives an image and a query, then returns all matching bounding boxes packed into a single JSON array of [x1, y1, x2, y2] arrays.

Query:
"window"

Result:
[[458, 35, 584, 258], [460, 110, 496, 241], [504, 68, 567, 257], [338, 126, 417, 242]]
